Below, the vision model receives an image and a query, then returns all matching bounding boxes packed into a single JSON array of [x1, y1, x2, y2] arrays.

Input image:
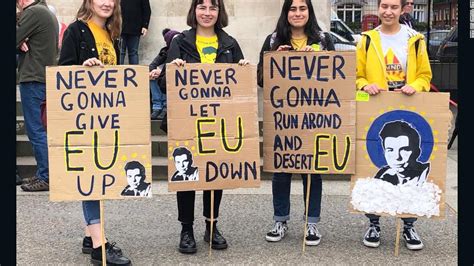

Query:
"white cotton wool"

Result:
[[350, 177, 442, 218]]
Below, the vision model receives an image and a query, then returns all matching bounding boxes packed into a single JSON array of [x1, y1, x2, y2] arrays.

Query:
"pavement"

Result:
[[16, 141, 457, 265]]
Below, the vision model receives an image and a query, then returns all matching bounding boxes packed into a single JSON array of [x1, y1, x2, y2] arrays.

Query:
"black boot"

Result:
[[179, 226, 197, 254], [204, 221, 228, 250], [82, 237, 122, 255], [90, 242, 131, 265]]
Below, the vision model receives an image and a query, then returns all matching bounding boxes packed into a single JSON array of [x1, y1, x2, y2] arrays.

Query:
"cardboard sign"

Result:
[[46, 66, 152, 201], [350, 91, 450, 218], [166, 63, 260, 191], [262, 51, 356, 174]]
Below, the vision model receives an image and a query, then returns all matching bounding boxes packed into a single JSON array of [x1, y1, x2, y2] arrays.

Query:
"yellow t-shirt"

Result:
[[291, 37, 307, 50], [291, 37, 321, 51], [87, 20, 117, 65], [196, 35, 218, 64]]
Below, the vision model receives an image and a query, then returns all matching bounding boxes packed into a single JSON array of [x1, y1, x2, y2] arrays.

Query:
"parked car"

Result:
[[331, 10, 361, 44], [328, 31, 356, 51], [422, 30, 449, 59], [436, 26, 457, 63]]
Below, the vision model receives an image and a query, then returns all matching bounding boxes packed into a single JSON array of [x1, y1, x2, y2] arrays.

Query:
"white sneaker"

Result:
[[265, 221, 288, 242], [305, 223, 322, 246]]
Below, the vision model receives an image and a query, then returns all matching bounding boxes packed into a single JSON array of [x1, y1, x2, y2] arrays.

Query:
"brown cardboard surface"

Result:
[[46, 66, 152, 201], [350, 91, 449, 218], [262, 51, 356, 173], [166, 63, 260, 191]]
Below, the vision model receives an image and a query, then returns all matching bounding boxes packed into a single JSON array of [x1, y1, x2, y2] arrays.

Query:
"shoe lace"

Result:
[[271, 222, 285, 234], [405, 227, 421, 241], [366, 225, 380, 238], [307, 223, 320, 237], [106, 242, 119, 254]]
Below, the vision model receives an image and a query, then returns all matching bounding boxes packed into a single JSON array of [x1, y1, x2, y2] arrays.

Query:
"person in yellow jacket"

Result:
[[355, 0, 432, 251], [356, 0, 431, 95]]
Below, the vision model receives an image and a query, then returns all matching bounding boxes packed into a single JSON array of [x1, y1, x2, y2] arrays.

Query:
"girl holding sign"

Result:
[[157, 0, 249, 255], [256, 0, 334, 247], [59, 0, 131, 265], [355, 0, 431, 251]]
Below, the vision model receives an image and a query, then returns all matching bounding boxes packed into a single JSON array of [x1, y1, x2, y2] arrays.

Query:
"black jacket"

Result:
[[120, 0, 151, 35], [399, 13, 416, 29], [256, 31, 335, 87], [157, 28, 244, 93], [149, 46, 168, 71], [59, 20, 120, 66]]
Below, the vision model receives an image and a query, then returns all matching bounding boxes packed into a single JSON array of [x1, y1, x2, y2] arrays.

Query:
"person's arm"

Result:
[[16, 9, 37, 48], [407, 38, 432, 92], [141, 0, 151, 30], [257, 34, 272, 88], [58, 24, 80, 66], [355, 35, 370, 91], [231, 38, 244, 63], [157, 37, 181, 93], [323, 32, 335, 51]]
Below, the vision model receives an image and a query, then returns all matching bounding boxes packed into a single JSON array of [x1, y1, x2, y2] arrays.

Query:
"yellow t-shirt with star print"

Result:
[[196, 35, 218, 64], [87, 20, 117, 65]]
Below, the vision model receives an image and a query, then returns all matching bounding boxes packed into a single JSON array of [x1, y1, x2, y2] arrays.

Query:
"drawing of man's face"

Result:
[[174, 154, 190, 175], [126, 168, 142, 189], [383, 135, 413, 169]]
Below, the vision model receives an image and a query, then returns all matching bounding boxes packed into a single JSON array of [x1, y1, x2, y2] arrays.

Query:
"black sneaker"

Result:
[[16, 172, 23, 185], [265, 221, 288, 242], [305, 223, 321, 246], [90, 242, 131, 265], [363, 224, 380, 248], [82, 237, 122, 255], [403, 226, 424, 250], [151, 109, 162, 120], [179, 230, 197, 254], [157, 108, 167, 120], [204, 227, 228, 250]]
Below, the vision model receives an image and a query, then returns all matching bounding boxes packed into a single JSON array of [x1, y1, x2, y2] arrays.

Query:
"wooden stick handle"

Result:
[[302, 175, 311, 254], [395, 218, 401, 257], [100, 200, 106, 266], [209, 190, 214, 257]]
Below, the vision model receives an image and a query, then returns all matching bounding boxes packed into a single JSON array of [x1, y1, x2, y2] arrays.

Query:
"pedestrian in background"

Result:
[[149, 28, 180, 120], [16, 0, 58, 192], [399, 0, 416, 29], [120, 0, 151, 64]]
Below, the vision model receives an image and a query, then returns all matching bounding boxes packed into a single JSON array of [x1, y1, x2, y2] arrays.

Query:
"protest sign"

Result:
[[350, 91, 450, 218], [262, 51, 356, 174], [46, 66, 152, 201], [166, 63, 260, 191]]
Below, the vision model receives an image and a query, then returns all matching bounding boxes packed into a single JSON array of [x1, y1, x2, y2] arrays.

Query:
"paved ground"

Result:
[[17, 148, 457, 265]]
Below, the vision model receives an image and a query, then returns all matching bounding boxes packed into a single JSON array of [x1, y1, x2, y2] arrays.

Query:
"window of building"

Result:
[[336, 4, 362, 23], [413, 4, 425, 23]]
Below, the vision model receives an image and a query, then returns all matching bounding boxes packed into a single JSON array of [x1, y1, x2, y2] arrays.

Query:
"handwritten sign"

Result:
[[166, 63, 260, 191], [350, 91, 449, 218], [262, 51, 356, 174], [46, 66, 152, 201]]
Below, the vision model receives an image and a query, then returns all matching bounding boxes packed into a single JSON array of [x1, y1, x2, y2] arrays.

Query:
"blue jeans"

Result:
[[19, 82, 49, 182], [82, 201, 100, 225], [272, 172, 322, 223], [120, 34, 140, 65], [150, 80, 166, 111]]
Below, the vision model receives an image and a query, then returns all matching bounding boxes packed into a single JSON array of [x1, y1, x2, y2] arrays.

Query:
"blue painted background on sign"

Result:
[[366, 110, 434, 168]]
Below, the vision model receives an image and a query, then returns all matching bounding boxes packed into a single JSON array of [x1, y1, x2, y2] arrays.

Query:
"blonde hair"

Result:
[[76, 0, 122, 40]]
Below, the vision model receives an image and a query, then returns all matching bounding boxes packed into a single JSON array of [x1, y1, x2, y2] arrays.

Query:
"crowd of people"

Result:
[[16, 0, 432, 264]]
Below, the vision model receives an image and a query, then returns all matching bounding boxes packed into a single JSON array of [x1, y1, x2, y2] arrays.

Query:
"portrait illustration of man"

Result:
[[171, 147, 199, 182], [374, 120, 430, 186], [121, 161, 151, 197]]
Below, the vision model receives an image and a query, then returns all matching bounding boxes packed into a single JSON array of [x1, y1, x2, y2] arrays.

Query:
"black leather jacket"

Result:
[[157, 28, 244, 93]]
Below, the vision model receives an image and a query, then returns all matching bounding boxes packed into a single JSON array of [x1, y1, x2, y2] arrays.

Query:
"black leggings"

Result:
[[177, 190, 223, 224]]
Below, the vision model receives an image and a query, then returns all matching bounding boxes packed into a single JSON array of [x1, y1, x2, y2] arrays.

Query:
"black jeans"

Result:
[[177, 190, 223, 224], [366, 214, 417, 224]]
